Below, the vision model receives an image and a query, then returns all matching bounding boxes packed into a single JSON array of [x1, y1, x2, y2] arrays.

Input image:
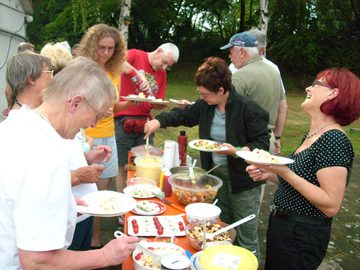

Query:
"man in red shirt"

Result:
[[114, 43, 179, 200]]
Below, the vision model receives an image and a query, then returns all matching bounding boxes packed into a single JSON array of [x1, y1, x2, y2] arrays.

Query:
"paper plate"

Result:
[[189, 139, 228, 152], [131, 200, 166, 216], [236, 150, 294, 165], [76, 190, 136, 217], [123, 184, 162, 199]]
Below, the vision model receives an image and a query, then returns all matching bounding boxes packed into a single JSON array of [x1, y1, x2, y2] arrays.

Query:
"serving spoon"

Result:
[[205, 214, 256, 240]]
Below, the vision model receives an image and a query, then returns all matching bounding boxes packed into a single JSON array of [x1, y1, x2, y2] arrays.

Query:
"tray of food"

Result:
[[128, 215, 186, 237]]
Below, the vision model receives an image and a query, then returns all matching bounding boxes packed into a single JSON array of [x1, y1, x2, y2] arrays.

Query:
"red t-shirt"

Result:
[[115, 49, 167, 118]]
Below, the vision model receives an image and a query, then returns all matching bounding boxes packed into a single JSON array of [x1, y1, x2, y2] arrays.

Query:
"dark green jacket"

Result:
[[155, 87, 270, 193]]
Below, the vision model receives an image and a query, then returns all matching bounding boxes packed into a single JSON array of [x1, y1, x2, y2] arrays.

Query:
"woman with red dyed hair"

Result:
[[246, 68, 360, 270]]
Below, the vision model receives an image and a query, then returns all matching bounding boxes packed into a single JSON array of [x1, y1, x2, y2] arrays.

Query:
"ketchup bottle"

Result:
[[178, 131, 187, 166], [128, 70, 143, 90]]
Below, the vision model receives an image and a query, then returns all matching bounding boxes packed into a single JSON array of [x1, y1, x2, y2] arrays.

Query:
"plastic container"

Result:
[[162, 170, 172, 197], [198, 245, 258, 270], [168, 173, 223, 205], [161, 254, 190, 270], [178, 131, 187, 166], [135, 155, 163, 185], [185, 203, 221, 223]]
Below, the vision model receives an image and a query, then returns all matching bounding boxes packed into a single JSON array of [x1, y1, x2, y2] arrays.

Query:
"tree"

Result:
[[118, 0, 132, 45]]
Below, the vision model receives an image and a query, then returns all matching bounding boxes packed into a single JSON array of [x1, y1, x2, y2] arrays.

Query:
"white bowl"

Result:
[[185, 203, 221, 223], [132, 241, 185, 270]]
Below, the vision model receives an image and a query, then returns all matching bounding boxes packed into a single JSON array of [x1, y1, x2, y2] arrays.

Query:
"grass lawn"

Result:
[[151, 65, 360, 160]]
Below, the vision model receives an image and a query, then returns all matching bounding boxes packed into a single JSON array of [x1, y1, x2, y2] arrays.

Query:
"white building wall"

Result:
[[0, 0, 33, 121]]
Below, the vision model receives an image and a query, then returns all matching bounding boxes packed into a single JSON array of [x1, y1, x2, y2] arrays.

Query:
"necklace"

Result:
[[305, 123, 334, 139], [15, 99, 22, 107]]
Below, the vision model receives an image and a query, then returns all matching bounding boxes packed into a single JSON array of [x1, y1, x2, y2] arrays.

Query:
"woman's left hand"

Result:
[[217, 143, 236, 156]]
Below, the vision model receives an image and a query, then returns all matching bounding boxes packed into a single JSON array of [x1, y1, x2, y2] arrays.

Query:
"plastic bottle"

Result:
[[178, 130, 187, 166], [128, 70, 143, 90], [162, 169, 172, 197]]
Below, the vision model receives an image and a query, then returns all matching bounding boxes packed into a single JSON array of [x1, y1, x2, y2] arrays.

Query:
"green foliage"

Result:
[[27, 0, 359, 77], [268, 0, 360, 75]]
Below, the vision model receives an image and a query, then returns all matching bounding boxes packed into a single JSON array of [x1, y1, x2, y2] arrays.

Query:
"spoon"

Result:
[[114, 230, 160, 263], [205, 214, 256, 240], [205, 163, 221, 174], [189, 159, 197, 184], [145, 118, 150, 156]]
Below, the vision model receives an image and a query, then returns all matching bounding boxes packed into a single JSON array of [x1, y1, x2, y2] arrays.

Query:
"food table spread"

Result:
[[121, 168, 197, 270]]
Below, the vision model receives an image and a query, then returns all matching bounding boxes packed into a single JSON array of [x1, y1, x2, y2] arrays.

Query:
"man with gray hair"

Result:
[[221, 31, 287, 155], [114, 43, 180, 205], [220, 31, 287, 260], [0, 57, 139, 269]]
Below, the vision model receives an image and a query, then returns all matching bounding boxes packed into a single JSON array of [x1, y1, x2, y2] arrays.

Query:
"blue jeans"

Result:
[[213, 164, 262, 261]]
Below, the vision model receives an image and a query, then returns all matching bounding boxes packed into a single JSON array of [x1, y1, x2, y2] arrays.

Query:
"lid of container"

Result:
[[180, 130, 186, 136], [199, 245, 258, 270], [161, 254, 190, 270]]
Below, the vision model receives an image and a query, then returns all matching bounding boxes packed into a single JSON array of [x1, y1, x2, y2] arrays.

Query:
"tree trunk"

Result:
[[240, 0, 245, 32], [118, 0, 132, 46], [259, 0, 269, 56]]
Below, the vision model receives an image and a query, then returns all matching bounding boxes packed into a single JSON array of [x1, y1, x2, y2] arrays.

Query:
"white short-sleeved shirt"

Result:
[[0, 106, 77, 269]]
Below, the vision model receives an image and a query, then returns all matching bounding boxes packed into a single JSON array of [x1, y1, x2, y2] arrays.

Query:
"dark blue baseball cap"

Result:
[[220, 32, 258, 50]]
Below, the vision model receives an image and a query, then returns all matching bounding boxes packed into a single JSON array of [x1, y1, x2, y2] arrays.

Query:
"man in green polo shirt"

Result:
[[221, 31, 287, 155]]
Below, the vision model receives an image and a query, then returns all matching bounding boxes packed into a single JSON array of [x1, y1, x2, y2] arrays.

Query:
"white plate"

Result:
[[169, 98, 195, 105], [236, 150, 294, 165], [131, 200, 166, 216], [188, 139, 228, 152], [122, 95, 154, 102], [128, 215, 186, 237], [149, 99, 170, 105], [123, 95, 169, 104], [76, 190, 136, 217], [123, 184, 162, 199]]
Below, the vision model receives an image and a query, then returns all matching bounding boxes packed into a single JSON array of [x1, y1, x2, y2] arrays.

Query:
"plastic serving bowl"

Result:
[[168, 173, 223, 205], [185, 203, 221, 223], [185, 220, 236, 251]]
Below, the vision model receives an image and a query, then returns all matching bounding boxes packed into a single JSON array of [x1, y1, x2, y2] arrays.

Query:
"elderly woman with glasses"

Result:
[[246, 68, 360, 270], [6, 52, 53, 110], [144, 56, 270, 257]]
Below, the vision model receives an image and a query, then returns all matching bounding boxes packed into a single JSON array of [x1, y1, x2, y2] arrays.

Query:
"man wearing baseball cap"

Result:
[[219, 31, 287, 261]]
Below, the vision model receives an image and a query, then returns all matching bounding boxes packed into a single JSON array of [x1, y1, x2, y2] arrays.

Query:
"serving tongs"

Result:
[[114, 230, 161, 263]]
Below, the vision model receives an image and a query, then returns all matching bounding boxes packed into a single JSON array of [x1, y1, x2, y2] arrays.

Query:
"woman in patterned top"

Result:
[[246, 68, 360, 270]]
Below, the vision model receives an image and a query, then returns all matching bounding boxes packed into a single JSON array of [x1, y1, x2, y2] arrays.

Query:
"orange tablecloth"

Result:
[[121, 169, 197, 270]]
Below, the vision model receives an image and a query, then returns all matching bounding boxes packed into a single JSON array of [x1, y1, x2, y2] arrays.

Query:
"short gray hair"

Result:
[[159, 43, 179, 62], [6, 52, 51, 105], [249, 28, 266, 48], [42, 57, 116, 110]]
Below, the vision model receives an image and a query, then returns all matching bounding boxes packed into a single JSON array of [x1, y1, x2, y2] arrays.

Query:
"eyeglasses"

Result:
[[311, 80, 333, 90], [197, 88, 215, 98], [97, 45, 115, 53], [83, 97, 106, 122], [43, 69, 54, 78]]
